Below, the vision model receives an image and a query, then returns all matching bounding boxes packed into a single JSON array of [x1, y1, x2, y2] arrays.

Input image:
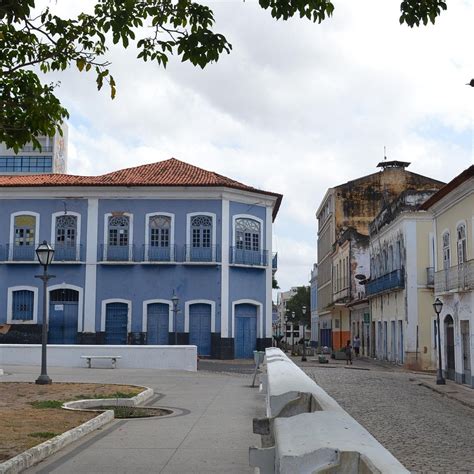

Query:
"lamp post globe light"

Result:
[[171, 291, 179, 345], [301, 305, 307, 362], [433, 298, 445, 385], [35, 241, 55, 385]]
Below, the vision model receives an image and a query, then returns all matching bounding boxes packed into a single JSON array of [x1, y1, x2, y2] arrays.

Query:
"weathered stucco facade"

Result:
[[316, 161, 444, 354]]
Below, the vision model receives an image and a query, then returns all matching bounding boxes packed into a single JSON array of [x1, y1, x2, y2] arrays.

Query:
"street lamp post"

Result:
[[433, 298, 445, 385], [35, 241, 55, 385], [301, 305, 307, 362], [291, 311, 295, 355], [172, 291, 179, 345]]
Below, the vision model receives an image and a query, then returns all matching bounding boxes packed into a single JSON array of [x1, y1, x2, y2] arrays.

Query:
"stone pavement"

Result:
[[1, 365, 264, 474], [301, 359, 474, 473]]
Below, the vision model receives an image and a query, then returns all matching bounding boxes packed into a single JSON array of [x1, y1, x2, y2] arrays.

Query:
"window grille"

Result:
[[235, 218, 260, 251], [150, 215, 170, 247], [108, 215, 129, 246], [56, 215, 77, 246], [191, 215, 212, 248], [12, 290, 34, 320]]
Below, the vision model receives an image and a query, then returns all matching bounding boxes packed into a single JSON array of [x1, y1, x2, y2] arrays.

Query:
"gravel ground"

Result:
[[304, 366, 474, 473]]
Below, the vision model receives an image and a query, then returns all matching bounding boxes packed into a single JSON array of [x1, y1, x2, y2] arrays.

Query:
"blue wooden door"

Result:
[[48, 289, 79, 344], [105, 302, 128, 344], [235, 304, 257, 358], [147, 303, 169, 344], [189, 304, 211, 356]]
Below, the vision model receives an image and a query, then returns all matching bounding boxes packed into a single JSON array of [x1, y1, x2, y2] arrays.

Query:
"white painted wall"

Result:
[[0, 344, 197, 371]]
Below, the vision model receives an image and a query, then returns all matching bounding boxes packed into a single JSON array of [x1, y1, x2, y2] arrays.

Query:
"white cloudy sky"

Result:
[[43, 0, 472, 291]]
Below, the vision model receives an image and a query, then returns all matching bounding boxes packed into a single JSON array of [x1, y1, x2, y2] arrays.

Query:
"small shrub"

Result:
[[29, 432, 58, 439], [74, 391, 140, 400], [30, 400, 63, 409]]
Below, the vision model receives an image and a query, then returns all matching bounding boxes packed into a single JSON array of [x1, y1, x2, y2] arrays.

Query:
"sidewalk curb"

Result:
[[0, 385, 153, 474], [417, 382, 474, 410]]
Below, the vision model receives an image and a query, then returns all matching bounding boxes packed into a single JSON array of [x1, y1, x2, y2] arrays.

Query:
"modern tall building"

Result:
[[315, 160, 444, 352], [0, 126, 68, 174], [0, 158, 281, 359]]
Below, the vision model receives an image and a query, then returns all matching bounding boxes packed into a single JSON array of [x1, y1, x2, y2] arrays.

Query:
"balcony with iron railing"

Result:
[[142, 244, 176, 263], [229, 247, 268, 267], [0, 243, 84, 263], [184, 245, 221, 264], [366, 269, 405, 297], [99, 244, 136, 263], [434, 260, 474, 293]]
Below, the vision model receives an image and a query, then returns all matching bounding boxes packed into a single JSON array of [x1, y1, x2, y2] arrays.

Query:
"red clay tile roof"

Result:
[[0, 158, 282, 218], [420, 165, 473, 210]]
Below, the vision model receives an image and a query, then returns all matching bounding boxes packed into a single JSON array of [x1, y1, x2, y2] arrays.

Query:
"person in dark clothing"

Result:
[[345, 340, 353, 365], [353, 335, 361, 357]]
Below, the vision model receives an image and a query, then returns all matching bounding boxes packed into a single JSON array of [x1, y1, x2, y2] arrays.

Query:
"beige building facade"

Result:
[[422, 166, 473, 387]]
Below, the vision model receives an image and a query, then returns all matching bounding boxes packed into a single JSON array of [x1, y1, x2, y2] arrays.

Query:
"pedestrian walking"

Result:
[[345, 340, 353, 365], [353, 335, 361, 357]]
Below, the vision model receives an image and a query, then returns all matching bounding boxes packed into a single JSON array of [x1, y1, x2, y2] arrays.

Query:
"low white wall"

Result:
[[0, 345, 197, 372], [250, 348, 408, 473]]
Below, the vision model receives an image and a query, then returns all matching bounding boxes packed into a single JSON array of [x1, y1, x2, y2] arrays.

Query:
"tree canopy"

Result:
[[285, 286, 311, 326], [1, 0, 448, 151]]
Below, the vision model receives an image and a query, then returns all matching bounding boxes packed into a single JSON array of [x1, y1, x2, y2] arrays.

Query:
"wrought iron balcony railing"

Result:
[[230, 247, 268, 266], [434, 260, 474, 293], [100, 244, 135, 262], [366, 269, 405, 297], [143, 244, 176, 262], [4, 244, 36, 262], [184, 245, 221, 263], [52, 244, 83, 262]]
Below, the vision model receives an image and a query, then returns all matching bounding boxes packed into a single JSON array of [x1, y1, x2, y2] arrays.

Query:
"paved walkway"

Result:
[[1, 365, 263, 473]]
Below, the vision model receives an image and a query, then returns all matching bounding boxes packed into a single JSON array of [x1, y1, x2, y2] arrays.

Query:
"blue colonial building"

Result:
[[0, 158, 281, 359]]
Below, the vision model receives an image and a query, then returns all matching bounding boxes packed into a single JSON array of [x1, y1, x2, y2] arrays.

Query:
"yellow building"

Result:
[[368, 190, 440, 370], [422, 165, 473, 387]]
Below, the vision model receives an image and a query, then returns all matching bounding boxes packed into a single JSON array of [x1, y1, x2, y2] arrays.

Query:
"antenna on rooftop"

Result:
[[384, 146, 387, 161]]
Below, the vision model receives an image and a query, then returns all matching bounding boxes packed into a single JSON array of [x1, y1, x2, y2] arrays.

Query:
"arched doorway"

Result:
[[105, 302, 128, 344], [147, 303, 169, 345], [235, 303, 257, 359], [48, 288, 79, 344], [189, 303, 211, 356], [444, 315, 455, 380]]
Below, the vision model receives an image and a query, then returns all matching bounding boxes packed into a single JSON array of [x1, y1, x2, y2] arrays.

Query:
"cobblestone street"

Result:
[[303, 363, 474, 473]]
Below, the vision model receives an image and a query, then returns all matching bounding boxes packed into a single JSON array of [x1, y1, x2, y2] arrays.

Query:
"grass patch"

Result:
[[28, 432, 58, 439], [74, 391, 140, 400], [30, 400, 63, 409]]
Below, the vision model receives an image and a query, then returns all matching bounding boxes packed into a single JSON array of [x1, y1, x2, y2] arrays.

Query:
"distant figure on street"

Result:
[[345, 340, 353, 365], [353, 335, 361, 357]]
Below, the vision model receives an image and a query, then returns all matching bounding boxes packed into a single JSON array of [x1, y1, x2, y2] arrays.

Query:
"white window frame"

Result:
[[231, 299, 263, 339], [441, 229, 451, 270], [142, 299, 173, 333], [9, 211, 40, 261], [232, 214, 264, 249], [184, 299, 216, 333], [186, 212, 217, 262], [103, 212, 134, 261], [7, 285, 39, 324], [51, 211, 82, 261], [47, 283, 84, 332], [100, 298, 132, 333], [144, 212, 175, 262], [456, 220, 467, 265]]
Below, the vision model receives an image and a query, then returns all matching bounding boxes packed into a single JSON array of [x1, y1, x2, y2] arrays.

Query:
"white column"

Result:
[[405, 221, 418, 353], [220, 199, 230, 338], [265, 206, 273, 338], [83, 198, 98, 332]]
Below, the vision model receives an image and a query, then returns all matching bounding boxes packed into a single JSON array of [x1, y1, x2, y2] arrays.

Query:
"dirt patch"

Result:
[[0, 382, 142, 462]]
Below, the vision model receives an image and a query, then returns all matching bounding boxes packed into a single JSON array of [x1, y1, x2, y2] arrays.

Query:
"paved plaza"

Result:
[[1, 364, 263, 474], [2, 357, 474, 473]]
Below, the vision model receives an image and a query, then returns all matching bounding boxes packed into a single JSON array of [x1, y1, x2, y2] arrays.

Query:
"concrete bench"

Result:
[[249, 348, 408, 473], [80, 355, 122, 369]]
